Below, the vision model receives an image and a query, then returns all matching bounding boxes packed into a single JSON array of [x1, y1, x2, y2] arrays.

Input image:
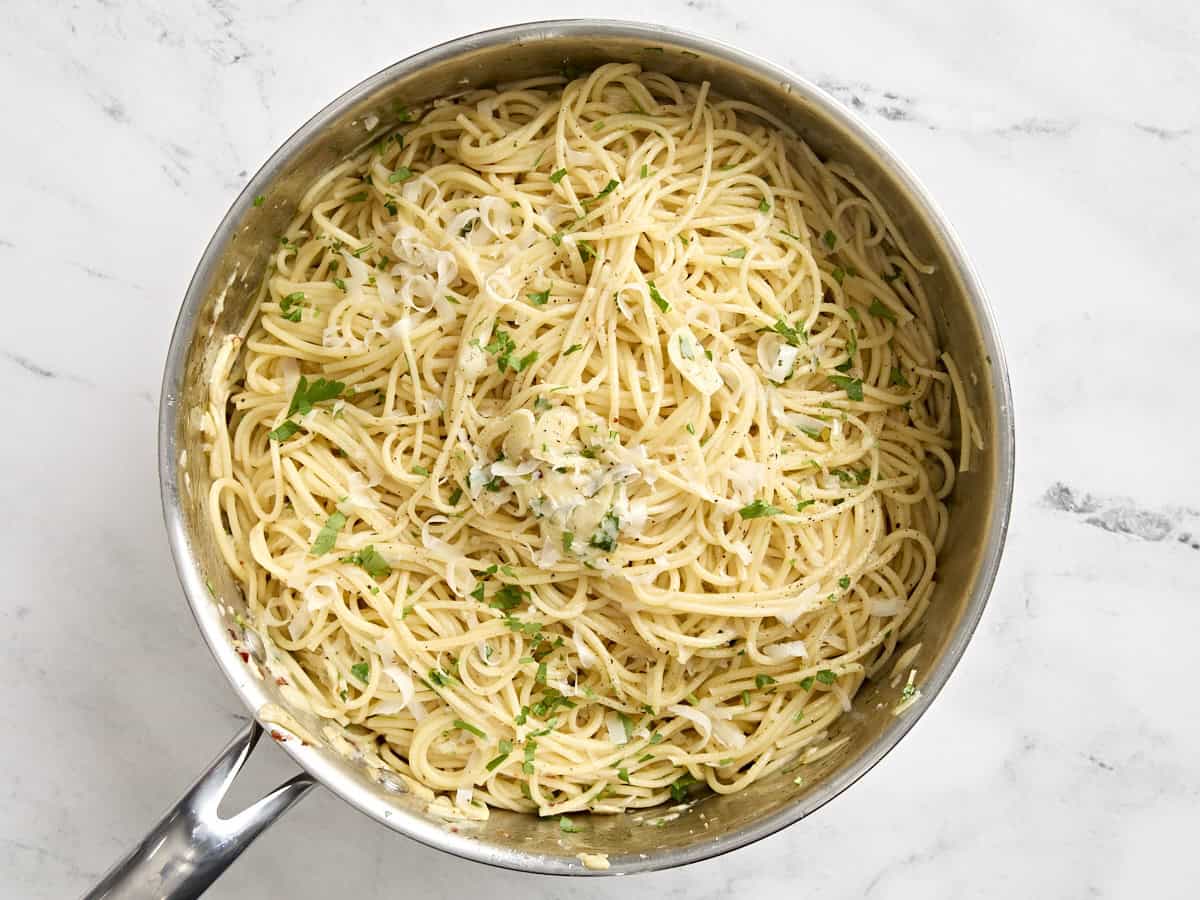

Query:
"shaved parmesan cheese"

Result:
[[490, 458, 540, 479], [667, 326, 723, 395], [787, 412, 827, 438], [606, 710, 629, 745], [533, 541, 561, 569], [468, 463, 493, 498], [287, 603, 312, 641], [729, 459, 766, 500], [381, 665, 415, 708], [337, 472, 377, 513], [667, 704, 713, 743], [765, 640, 808, 660], [303, 576, 339, 612], [868, 598, 905, 617], [757, 334, 799, 383], [573, 627, 597, 668]]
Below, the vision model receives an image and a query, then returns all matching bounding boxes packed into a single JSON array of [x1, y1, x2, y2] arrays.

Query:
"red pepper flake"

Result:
[[270, 730, 287, 743], [238, 650, 249, 663], [275, 676, 289, 686]]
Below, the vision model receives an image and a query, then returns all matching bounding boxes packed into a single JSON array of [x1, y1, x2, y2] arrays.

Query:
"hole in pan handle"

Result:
[[83, 722, 317, 900]]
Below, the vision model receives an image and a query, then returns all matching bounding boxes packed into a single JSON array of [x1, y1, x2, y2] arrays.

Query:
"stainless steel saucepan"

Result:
[[88, 20, 1014, 898]]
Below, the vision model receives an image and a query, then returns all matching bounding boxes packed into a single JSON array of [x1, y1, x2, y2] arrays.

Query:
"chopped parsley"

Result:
[[617, 767, 630, 784], [562, 531, 574, 553], [486, 740, 513, 771], [590, 179, 619, 202], [670, 775, 697, 803], [484, 329, 516, 370], [822, 230, 837, 249], [868, 298, 897, 322], [280, 291, 305, 322], [252, 195, 265, 207], [523, 740, 537, 774], [287, 376, 345, 417], [739, 500, 783, 519], [640, 163, 649, 178], [726, 247, 747, 259], [647, 280, 670, 312], [577, 240, 596, 263], [411, 464, 429, 477], [563, 343, 582, 356], [618, 712, 634, 742], [340, 545, 391, 578], [755, 674, 777, 689], [588, 509, 620, 552], [759, 197, 771, 212], [512, 350, 539, 373], [350, 662, 369, 683], [346, 191, 368, 203], [453, 719, 487, 739], [311, 510, 346, 555], [269, 420, 300, 442], [890, 366, 910, 387], [427, 668, 456, 688], [838, 576, 851, 589], [772, 318, 805, 347], [387, 167, 413, 183], [549, 168, 568, 183], [559, 816, 582, 833], [489, 584, 528, 612], [459, 217, 477, 238], [816, 669, 837, 685], [835, 467, 871, 486], [685, 423, 696, 435], [829, 374, 864, 401], [527, 288, 550, 305], [536, 661, 547, 685], [796, 498, 815, 512], [448, 487, 463, 506]]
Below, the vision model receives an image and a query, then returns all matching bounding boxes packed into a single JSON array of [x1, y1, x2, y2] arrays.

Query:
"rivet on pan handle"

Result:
[[84, 722, 316, 900]]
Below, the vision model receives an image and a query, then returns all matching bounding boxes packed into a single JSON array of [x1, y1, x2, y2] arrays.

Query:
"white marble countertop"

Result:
[[3, 1, 1198, 897]]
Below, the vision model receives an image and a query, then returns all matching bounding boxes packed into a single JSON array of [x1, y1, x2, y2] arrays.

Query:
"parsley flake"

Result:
[[453, 719, 487, 739], [646, 280, 670, 312], [739, 500, 783, 519], [340, 545, 391, 579], [311, 510, 346, 555], [868, 298, 898, 322], [287, 376, 345, 417], [829, 375, 864, 401]]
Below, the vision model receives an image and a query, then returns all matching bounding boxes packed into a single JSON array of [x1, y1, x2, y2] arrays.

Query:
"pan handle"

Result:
[[85, 721, 316, 899]]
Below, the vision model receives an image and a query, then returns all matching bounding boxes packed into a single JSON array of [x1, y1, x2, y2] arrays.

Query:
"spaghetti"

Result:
[[203, 64, 981, 819]]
